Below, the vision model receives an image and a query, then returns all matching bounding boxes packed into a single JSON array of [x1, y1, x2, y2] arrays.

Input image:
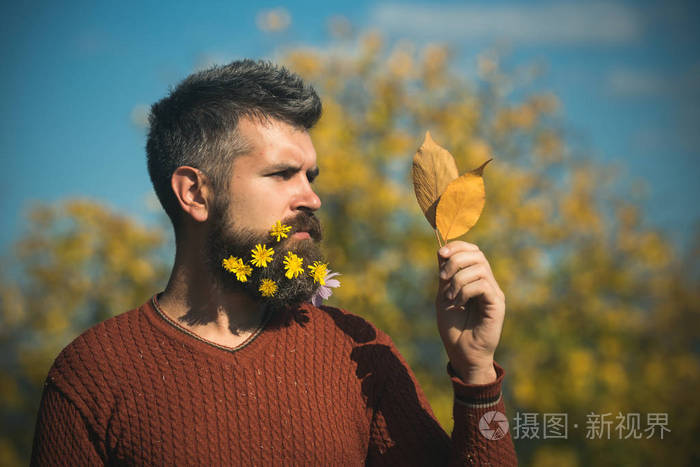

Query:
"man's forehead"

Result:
[[234, 117, 316, 167]]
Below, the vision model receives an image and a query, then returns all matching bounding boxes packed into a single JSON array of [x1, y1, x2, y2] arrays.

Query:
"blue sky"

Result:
[[3, 0, 699, 253]]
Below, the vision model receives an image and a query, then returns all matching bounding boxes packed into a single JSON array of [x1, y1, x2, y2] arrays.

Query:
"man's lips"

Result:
[[291, 231, 311, 239]]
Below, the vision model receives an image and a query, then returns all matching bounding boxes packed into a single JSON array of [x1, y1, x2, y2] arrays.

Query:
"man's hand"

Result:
[[435, 241, 506, 385]]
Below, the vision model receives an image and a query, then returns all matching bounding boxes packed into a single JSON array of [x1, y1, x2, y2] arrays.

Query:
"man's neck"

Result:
[[157, 254, 267, 349]]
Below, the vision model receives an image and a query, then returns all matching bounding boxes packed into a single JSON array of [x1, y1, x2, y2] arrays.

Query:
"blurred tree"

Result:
[[282, 31, 700, 465], [0, 200, 169, 464], [1, 31, 698, 465]]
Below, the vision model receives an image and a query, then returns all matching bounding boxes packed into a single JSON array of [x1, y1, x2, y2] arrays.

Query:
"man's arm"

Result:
[[365, 240, 516, 465], [31, 382, 104, 466], [436, 240, 516, 464], [362, 328, 516, 466]]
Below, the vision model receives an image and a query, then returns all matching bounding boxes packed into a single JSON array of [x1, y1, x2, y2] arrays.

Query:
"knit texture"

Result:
[[31, 297, 517, 466]]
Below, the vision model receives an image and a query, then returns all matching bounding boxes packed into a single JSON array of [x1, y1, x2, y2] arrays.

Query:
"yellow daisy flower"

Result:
[[259, 279, 278, 297], [222, 255, 241, 273], [234, 261, 252, 282], [308, 261, 328, 285], [222, 255, 252, 282], [283, 251, 304, 279], [250, 244, 274, 268], [269, 220, 292, 242]]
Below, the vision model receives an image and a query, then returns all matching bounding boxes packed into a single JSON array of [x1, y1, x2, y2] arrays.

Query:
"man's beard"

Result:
[[205, 202, 324, 312]]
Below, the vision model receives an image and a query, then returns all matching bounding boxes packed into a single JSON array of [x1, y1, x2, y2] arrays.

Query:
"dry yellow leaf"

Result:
[[435, 159, 492, 241], [412, 131, 459, 228]]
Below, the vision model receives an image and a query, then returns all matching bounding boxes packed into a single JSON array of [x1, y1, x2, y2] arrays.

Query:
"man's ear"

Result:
[[171, 166, 211, 223]]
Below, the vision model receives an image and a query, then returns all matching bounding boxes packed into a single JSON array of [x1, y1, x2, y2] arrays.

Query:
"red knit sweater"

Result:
[[31, 297, 517, 465]]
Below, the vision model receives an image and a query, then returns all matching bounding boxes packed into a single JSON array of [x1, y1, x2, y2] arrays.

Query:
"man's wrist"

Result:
[[451, 361, 497, 385], [447, 361, 505, 408]]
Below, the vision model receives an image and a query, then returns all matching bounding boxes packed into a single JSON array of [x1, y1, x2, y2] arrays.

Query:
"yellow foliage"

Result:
[[465, 139, 492, 163], [361, 30, 383, 56], [421, 44, 449, 88], [513, 376, 537, 407], [534, 130, 563, 163], [387, 42, 415, 78], [568, 349, 595, 403], [600, 362, 628, 394], [286, 50, 322, 78]]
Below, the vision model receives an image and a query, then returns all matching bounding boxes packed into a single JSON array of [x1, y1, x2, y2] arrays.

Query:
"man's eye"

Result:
[[307, 168, 319, 183], [272, 170, 295, 180]]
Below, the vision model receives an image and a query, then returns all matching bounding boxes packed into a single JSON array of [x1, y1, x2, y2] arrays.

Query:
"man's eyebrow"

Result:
[[263, 164, 319, 178], [264, 163, 302, 173]]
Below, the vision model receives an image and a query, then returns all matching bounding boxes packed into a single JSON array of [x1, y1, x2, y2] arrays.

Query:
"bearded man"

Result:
[[31, 60, 517, 465]]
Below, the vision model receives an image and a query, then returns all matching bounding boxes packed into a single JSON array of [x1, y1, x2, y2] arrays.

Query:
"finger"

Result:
[[452, 261, 502, 299], [440, 250, 482, 281], [439, 250, 492, 282], [437, 241, 480, 260], [453, 278, 496, 307], [446, 264, 490, 300], [436, 242, 481, 282]]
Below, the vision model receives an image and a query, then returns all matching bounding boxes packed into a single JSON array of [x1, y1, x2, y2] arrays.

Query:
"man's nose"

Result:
[[294, 179, 322, 212]]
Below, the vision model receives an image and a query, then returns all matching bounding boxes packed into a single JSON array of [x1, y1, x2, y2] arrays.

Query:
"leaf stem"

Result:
[[434, 228, 443, 247]]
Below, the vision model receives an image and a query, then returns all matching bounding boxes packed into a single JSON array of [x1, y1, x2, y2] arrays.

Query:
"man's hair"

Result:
[[146, 59, 322, 229]]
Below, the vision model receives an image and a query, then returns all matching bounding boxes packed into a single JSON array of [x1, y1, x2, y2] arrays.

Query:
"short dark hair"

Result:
[[146, 59, 322, 229]]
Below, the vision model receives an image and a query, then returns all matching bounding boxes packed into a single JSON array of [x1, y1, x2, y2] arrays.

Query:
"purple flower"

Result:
[[310, 271, 341, 307]]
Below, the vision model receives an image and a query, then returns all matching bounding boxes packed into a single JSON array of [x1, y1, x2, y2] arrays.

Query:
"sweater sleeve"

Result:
[[363, 330, 517, 466], [30, 382, 105, 466]]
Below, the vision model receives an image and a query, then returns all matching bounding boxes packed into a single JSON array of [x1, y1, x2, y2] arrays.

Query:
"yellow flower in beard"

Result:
[[283, 252, 304, 279], [250, 244, 274, 268]]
